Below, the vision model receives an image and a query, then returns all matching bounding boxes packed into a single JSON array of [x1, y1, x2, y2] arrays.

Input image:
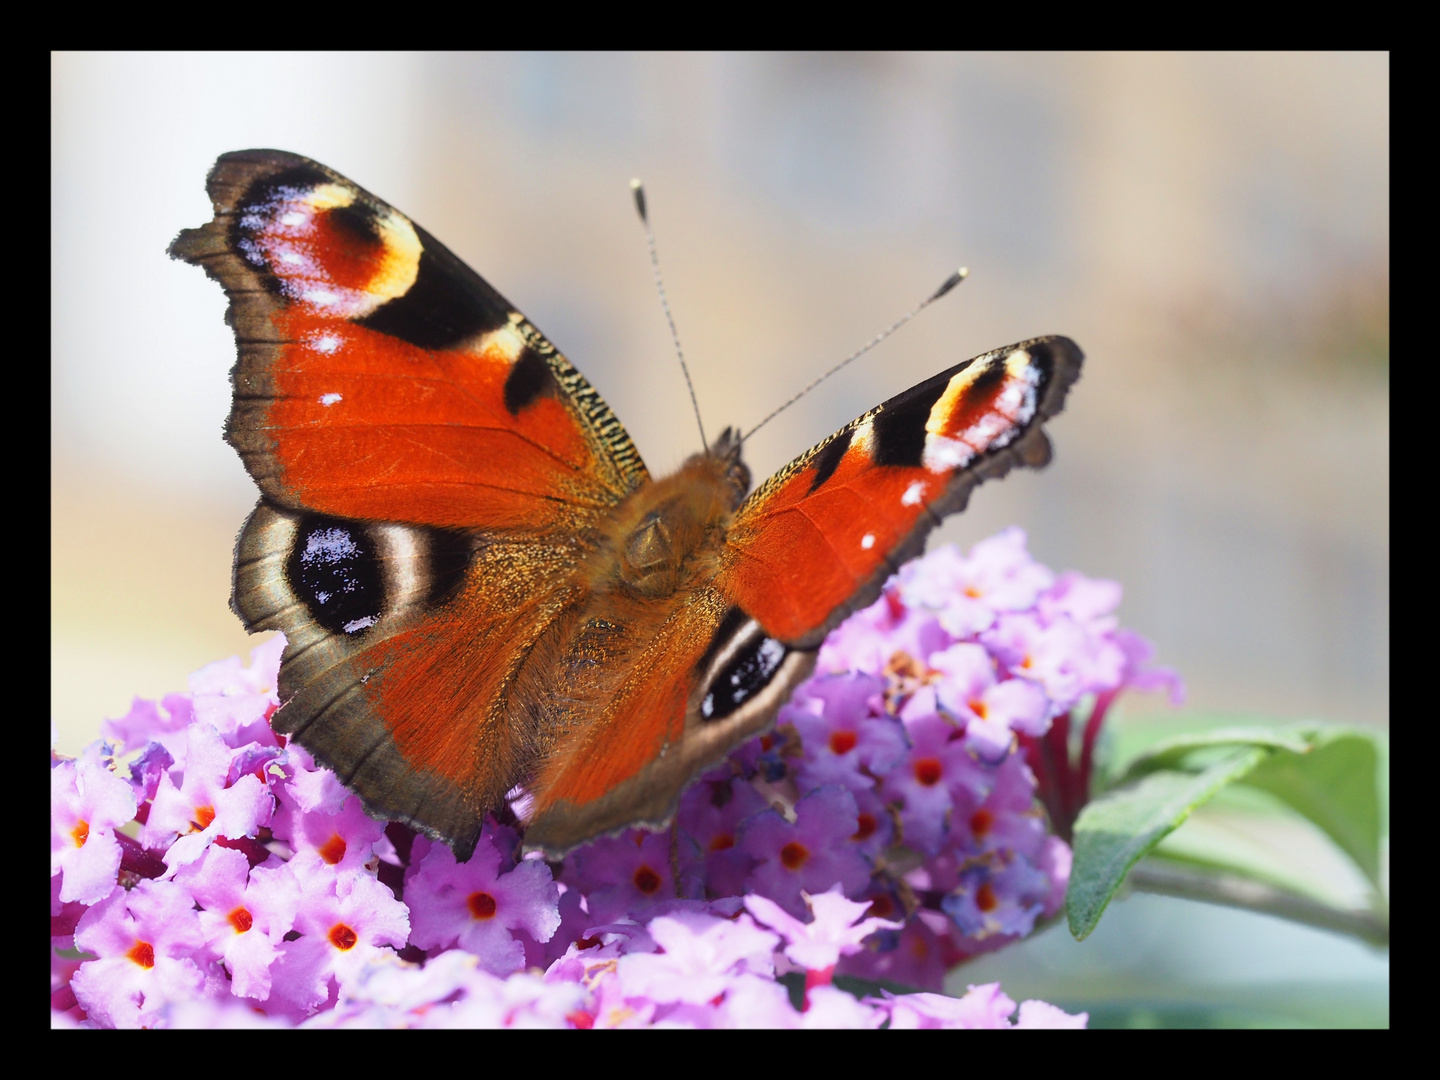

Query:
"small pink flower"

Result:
[[51, 750, 136, 905], [71, 879, 208, 1028], [745, 886, 901, 974], [406, 825, 561, 975], [143, 724, 272, 870]]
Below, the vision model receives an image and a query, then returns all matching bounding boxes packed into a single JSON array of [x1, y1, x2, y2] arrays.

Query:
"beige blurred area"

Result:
[[52, 53, 1387, 756]]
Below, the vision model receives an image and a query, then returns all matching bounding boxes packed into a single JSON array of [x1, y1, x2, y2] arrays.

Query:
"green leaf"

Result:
[[1097, 713, 1306, 786], [1067, 746, 1268, 940], [1243, 729, 1383, 887], [1149, 797, 1350, 906], [1115, 726, 1313, 782]]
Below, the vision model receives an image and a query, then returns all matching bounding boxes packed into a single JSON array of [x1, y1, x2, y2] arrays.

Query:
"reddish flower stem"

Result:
[[117, 831, 167, 879], [1046, 711, 1077, 828], [1078, 688, 1118, 805], [214, 834, 272, 869], [1020, 723, 1070, 842]]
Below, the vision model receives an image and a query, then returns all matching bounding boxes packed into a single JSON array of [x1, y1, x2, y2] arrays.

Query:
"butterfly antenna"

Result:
[[632, 178, 708, 450], [741, 267, 969, 443]]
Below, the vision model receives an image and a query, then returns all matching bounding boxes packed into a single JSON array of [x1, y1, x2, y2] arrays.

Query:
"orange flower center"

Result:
[[780, 842, 810, 870], [71, 820, 90, 848], [852, 813, 877, 842], [914, 758, 943, 786], [328, 923, 359, 950], [633, 866, 662, 894], [127, 941, 155, 969], [228, 906, 254, 933], [708, 834, 735, 852], [192, 806, 216, 830], [317, 833, 347, 865], [468, 892, 497, 920], [969, 809, 995, 838]]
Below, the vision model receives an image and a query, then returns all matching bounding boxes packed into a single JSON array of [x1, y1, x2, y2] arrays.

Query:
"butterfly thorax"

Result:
[[596, 433, 750, 601]]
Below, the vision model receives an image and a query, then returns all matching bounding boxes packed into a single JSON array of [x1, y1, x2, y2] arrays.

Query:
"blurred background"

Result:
[[52, 53, 1388, 1023]]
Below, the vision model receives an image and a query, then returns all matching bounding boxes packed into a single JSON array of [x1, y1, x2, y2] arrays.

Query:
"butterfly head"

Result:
[[703, 426, 751, 509]]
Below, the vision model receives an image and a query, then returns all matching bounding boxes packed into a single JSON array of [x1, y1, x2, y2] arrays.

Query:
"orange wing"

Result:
[[171, 151, 649, 859], [172, 150, 646, 531], [720, 337, 1082, 647]]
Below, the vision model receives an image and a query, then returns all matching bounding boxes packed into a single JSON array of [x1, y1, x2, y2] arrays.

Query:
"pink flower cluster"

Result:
[[51, 529, 1170, 1028]]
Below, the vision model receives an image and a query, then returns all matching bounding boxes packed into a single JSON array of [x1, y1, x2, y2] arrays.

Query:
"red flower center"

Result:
[[329, 923, 359, 951], [633, 865, 662, 894], [192, 805, 216, 830], [969, 809, 995, 838], [127, 940, 155, 969], [914, 758, 943, 786], [228, 906, 254, 933], [780, 842, 810, 870], [468, 892, 498, 920], [867, 894, 895, 919], [317, 833, 348, 865], [708, 833, 735, 852], [975, 883, 998, 913], [968, 699, 988, 719], [829, 730, 858, 755], [852, 813, 877, 842], [71, 820, 89, 848]]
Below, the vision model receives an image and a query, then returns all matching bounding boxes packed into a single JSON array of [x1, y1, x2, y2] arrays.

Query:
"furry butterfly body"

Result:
[[171, 150, 1082, 858]]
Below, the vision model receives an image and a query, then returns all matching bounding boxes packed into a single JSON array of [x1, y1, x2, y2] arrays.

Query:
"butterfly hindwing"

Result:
[[521, 589, 816, 853]]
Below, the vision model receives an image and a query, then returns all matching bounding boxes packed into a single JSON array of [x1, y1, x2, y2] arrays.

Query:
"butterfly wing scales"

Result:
[[171, 149, 647, 530], [173, 150, 651, 858], [721, 337, 1082, 647]]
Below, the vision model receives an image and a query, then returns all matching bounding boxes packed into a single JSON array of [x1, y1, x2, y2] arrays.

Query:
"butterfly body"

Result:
[[173, 150, 1081, 858]]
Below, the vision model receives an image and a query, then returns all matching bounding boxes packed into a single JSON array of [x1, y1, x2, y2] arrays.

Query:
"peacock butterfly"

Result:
[[170, 150, 1082, 860]]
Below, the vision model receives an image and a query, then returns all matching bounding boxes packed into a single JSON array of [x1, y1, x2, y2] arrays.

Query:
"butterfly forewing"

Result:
[[720, 337, 1082, 647]]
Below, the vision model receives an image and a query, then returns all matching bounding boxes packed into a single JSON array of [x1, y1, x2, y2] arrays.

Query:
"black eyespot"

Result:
[[287, 517, 383, 636], [232, 164, 334, 289], [700, 635, 788, 720], [695, 607, 750, 676], [324, 200, 383, 252]]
